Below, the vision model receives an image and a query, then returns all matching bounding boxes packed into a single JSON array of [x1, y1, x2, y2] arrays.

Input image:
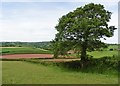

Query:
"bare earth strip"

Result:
[[1, 54, 53, 59], [0, 54, 80, 62]]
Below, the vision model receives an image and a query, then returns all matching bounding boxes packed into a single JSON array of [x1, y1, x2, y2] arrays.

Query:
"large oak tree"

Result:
[[53, 3, 117, 62]]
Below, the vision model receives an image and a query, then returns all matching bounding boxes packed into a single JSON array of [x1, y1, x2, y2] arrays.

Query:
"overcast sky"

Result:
[[0, 0, 119, 43]]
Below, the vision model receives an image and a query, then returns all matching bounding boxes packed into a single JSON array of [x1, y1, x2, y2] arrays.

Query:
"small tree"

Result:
[[53, 3, 117, 62]]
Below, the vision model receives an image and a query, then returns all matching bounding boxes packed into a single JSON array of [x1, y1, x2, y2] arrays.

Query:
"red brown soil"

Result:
[[1, 54, 53, 59], [0, 54, 80, 62]]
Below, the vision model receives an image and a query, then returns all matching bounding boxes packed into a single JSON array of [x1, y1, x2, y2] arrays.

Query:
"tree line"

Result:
[[0, 42, 52, 50]]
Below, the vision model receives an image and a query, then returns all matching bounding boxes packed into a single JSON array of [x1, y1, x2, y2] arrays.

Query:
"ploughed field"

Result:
[[1, 54, 53, 59], [0, 47, 80, 62], [0, 47, 52, 59]]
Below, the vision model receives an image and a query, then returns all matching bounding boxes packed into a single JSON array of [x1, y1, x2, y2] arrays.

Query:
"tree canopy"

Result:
[[53, 3, 117, 61]]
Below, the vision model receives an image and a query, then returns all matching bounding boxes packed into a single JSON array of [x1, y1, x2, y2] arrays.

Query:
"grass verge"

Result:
[[2, 60, 118, 84]]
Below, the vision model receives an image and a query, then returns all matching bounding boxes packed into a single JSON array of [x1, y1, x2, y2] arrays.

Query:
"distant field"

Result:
[[2, 61, 118, 84], [0, 45, 118, 59], [0, 47, 52, 55], [88, 45, 118, 58], [106, 45, 118, 50], [64, 45, 118, 58], [88, 51, 118, 58]]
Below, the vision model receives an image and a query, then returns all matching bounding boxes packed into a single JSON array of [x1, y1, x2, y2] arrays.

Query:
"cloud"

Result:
[[1, 2, 118, 43], [1, 0, 119, 2], [1, 18, 57, 42], [1, 3, 67, 42]]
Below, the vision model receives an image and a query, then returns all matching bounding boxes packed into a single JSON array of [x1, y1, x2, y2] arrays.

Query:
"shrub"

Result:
[[109, 48, 113, 51], [23, 55, 119, 75]]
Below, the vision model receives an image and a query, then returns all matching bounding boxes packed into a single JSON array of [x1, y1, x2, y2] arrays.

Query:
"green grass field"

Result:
[[2, 61, 118, 84], [0, 47, 52, 55], [87, 45, 118, 58], [88, 51, 118, 58]]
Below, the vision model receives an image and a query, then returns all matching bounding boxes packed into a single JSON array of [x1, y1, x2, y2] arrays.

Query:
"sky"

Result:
[[0, 0, 119, 44]]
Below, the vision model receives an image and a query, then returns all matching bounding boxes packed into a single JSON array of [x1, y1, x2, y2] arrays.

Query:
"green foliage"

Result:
[[52, 40, 74, 58], [53, 3, 117, 61], [24, 55, 118, 75]]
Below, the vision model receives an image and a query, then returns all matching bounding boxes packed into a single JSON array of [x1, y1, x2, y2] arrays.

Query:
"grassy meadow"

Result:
[[2, 61, 118, 84], [88, 51, 118, 58], [0, 47, 52, 55]]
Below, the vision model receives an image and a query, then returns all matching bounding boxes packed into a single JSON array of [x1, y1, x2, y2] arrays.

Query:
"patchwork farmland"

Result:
[[0, 43, 119, 84], [1, 2, 119, 85]]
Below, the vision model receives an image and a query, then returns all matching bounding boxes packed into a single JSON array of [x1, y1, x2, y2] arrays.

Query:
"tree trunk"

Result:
[[80, 43, 87, 61], [80, 42, 87, 68]]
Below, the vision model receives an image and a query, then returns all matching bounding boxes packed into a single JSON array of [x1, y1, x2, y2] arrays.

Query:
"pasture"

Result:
[[0, 47, 52, 55], [88, 51, 118, 58], [2, 61, 118, 84], [1, 44, 119, 84]]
